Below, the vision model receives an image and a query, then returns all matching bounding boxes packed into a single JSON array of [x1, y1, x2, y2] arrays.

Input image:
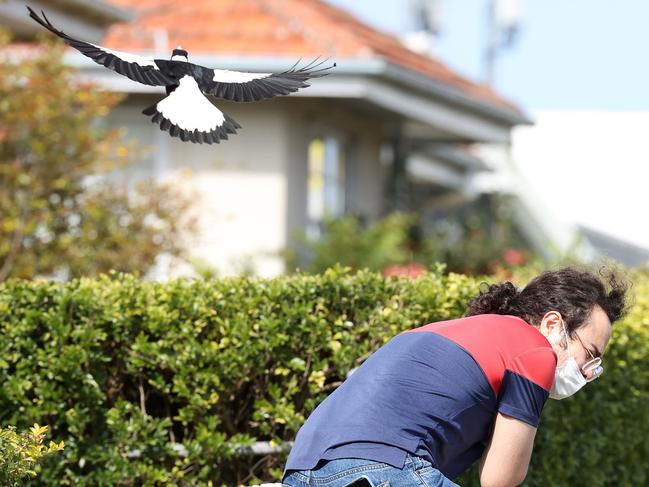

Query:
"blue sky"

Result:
[[325, 0, 649, 113]]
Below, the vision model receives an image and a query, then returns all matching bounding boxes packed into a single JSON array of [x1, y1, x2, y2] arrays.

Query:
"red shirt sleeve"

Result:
[[509, 346, 557, 391]]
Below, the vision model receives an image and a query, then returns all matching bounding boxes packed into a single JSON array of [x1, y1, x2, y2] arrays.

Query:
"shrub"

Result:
[[0, 423, 64, 486], [0, 30, 194, 282], [284, 213, 418, 273], [284, 206, 535, 277], [521, 266, 649, 487], [0, 266, 647, 486]]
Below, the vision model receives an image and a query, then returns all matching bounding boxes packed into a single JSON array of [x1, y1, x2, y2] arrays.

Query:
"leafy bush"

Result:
[[0, 423, 64, 486], [0, 30, 194, 282], [284, 213, 418, 273], [522, 266, 649, 487], [285, 205, 534, 277], [0, 266, 471, 485], [0, 267, 647, 486]]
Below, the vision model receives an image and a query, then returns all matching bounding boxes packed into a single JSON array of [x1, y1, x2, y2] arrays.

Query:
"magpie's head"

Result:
[[171, 46, 188, 62]]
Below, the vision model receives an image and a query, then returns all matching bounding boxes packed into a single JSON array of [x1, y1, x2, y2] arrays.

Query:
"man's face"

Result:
[[541, 305, 612, 380]]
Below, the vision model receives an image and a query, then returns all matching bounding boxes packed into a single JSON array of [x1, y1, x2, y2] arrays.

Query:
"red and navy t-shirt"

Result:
[[285, 314, 557, 480]]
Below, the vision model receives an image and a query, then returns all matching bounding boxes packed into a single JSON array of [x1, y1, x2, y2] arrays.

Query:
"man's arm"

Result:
[[479, 412, 537, 487]]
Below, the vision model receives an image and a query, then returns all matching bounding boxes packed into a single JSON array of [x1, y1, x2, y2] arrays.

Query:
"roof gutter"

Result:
[[186, 55, 530, 127], [64, 52, 528, 127], [335, 58, 529, 126], [425, 144, 490, 172], [379, 61, 532, 127]]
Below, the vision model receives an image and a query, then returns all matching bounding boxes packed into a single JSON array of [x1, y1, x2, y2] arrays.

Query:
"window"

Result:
[[307, 136, 346, 237]]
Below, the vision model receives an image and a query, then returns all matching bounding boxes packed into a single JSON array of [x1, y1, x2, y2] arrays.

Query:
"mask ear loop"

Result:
[[560, 319, 572, 355]]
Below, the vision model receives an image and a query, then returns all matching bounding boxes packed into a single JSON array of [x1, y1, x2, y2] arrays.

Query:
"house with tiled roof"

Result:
[[2, 0, 537, 276]]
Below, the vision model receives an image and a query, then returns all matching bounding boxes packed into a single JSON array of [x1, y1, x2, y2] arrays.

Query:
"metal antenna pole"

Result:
[[484, 0, 498, 86]]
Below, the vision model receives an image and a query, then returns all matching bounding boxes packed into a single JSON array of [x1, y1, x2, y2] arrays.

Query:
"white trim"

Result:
[[407, 154, 466, 189], [360, 78, 512, 142], [64, 53, 526, 128]]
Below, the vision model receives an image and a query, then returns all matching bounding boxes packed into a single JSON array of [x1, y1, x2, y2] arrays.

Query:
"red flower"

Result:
[[503, 248, 526, 266], [383, 263, 426, 279]]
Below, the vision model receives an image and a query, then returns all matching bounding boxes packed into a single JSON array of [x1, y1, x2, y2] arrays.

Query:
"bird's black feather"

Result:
[[27, 6, 334, 144], [142, 101, 240, 145], [194, 59, 335, 102], [27, 7, 173, 87]]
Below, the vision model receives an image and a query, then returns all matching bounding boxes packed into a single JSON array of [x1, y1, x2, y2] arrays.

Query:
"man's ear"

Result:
[[539, 310, 563, 336]]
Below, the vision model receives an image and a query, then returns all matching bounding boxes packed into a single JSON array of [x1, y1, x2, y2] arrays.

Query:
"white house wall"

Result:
[[107, 95, 289, 277], [345, 128, 387, 221], [283, 98, 388, 247]]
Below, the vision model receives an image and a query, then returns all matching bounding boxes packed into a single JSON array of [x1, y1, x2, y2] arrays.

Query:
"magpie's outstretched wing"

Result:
[[193, 58, 336, 102], [27, 7, 173, 87]]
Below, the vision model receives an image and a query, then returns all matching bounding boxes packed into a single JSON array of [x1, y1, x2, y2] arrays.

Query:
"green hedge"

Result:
[[0, 423, 64, 486], [0, 266, 647, 486], [457, 267, 649, 487]]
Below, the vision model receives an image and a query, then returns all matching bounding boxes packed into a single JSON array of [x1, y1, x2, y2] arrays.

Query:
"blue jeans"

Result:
[[282, 454, 460, 487]]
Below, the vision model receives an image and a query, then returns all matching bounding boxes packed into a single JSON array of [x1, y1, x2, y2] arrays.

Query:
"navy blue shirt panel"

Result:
[[284, 332, 497, 479]]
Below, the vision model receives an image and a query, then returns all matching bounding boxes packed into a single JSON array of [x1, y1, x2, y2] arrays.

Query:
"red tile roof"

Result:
[[103, 0, 519, 113]]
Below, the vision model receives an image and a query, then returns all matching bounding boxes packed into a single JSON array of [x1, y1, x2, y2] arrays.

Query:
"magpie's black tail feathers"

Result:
[[142, 104, 157, 116]]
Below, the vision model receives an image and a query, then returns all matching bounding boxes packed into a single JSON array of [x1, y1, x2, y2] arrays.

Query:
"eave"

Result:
[[66, 53, 528, 143]]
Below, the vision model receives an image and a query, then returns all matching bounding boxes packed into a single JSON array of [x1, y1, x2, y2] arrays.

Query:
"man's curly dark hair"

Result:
[[465, 265, 631, 335]]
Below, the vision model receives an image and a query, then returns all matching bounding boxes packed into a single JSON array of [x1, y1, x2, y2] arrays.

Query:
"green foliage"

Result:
[[0, 267, 474, 485], [456, 266, 649, 487], [0, 423, 64, 486], [415, 194, 531, 276], [0, 30, 193, 281], [285, 202, 534, 277], [524, 266, 649, 487], [285, 213, 418, 273], [0, 267, 647, 485]]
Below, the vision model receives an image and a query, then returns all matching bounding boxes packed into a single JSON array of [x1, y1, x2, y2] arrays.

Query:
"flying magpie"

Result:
[[27, 7, 334, 145]]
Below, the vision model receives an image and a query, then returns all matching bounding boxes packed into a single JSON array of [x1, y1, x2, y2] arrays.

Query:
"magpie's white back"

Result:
[[27, 6, 335, 145]]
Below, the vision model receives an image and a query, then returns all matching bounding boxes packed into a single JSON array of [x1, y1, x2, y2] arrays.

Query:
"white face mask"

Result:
[[550, 356, 587, 400], [549, 321, 603, 400]]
